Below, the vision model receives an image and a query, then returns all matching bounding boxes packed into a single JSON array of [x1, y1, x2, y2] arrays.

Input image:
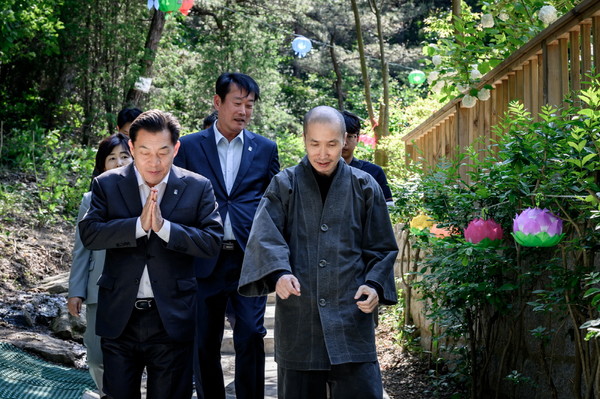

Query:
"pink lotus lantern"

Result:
[[179, 0, 194, 15], [358, 135, 376, 149], [512, 207, 564, 247], [464, 218, 503, 247]]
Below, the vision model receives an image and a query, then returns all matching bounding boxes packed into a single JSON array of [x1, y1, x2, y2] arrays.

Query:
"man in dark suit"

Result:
[[174, 72, 279, 399], [79, 109, 223, 399], [341, 110, 394, 205]]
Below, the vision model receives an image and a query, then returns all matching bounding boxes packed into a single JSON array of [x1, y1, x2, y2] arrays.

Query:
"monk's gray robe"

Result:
[[239, 156, 398, 370]]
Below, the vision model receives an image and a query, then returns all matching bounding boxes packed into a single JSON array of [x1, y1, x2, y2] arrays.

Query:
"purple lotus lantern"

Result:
[[464, 218, 503, 247], [512, 207, 564, 247]]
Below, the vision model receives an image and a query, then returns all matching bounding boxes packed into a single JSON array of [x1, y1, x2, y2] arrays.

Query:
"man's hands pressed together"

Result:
[[141, 188, 164, 233]]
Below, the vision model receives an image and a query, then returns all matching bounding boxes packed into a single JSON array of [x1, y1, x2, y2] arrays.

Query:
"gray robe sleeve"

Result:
[[360, 177, 399, 305], [239, 172, 292, 297]]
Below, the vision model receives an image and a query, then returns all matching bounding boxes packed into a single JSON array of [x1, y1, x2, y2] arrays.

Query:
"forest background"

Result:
[[0, 0, 573, 218], [0, 0, 449, 221]]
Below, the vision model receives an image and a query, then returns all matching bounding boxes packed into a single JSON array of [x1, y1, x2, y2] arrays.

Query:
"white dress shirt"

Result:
[[214, 123, 243, 241], [133, 165, 172, 298]]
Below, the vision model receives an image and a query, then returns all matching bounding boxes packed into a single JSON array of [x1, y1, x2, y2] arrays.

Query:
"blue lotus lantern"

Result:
[[292, 36, 312, 58]]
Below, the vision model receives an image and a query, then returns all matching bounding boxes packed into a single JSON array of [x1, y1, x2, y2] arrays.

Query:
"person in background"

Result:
[[175, 72, 279, 399], [202, 110, 218, 130], [239, 106, 398, 399], [341, 110, 394, 205], [67, 132, 132, 399], [79, 110, 223, 399], [202, 109, 238, 330], [117, 107, 143, 135]]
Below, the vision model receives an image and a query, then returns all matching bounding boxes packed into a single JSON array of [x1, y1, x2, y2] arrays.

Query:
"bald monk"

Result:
[[239, 105, 398, 399]]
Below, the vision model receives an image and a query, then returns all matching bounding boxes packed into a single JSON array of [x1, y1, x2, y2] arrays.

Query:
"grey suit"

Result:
[[68, 191, 105, 393]]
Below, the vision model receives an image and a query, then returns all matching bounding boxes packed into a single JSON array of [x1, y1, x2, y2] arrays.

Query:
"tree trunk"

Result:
[[370, 0, 389, 166], [125, 9, 166, 108], [452, 0, 461, 38], [329, 35, 344, 110], [350, 0, 376, 125]]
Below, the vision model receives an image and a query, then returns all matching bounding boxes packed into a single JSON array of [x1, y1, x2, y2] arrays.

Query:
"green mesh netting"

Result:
[[0, 342, 96, 399]]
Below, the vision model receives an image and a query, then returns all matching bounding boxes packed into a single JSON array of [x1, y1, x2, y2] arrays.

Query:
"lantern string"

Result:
[[214, 5, 416, 71]]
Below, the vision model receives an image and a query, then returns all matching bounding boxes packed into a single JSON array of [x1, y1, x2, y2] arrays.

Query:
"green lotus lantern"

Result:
[[159, 0, 180, 13], [408, 70, 426, 85], [512, 207, 565, 247]]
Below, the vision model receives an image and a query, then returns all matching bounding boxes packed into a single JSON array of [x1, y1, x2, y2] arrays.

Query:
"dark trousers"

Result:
[[277, 362, 384, 399], [101, 305, 193, 399], [194, 247, 267, 399]]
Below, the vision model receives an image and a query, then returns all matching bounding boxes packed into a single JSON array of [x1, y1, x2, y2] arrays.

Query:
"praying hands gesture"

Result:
[[140, 188, 164, 233]]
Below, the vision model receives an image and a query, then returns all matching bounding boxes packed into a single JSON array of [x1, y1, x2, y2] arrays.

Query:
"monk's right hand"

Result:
[[276, 274, 301, 299]]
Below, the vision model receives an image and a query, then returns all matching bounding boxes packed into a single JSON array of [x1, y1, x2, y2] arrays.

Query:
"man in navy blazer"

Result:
[[175, 73, 279, 399], [80, 110, 223, 399]]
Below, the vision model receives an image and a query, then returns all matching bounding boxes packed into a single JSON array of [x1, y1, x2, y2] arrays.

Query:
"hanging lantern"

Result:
[[512, 207, 564, 247], [408, 70, 426, 85], [430, 223, 452, 238], [179, 0, 194, 15], [292, 36, 312, 58], [159, 0, 180, 13], [464, 218, 503, 247]]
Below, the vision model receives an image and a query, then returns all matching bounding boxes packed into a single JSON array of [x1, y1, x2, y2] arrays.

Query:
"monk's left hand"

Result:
[[354, 285, 379, 314]]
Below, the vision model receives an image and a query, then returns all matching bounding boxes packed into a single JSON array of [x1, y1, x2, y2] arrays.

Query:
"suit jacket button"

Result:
[[318, 259, 327, 268], [319, 298, 326, 307], [320, 224, 328, 232], [134, 279, 139, 284]]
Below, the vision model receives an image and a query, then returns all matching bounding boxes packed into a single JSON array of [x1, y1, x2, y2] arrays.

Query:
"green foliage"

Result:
[[0, 123, 94, 225], [422, 0, 579, 102], [397, 76, 600, 395], [0, 0, 64, 64]]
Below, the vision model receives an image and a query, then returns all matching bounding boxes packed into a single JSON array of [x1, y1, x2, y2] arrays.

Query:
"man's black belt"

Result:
[[134, 298, 155, 310], [222, 240, 239, 251]]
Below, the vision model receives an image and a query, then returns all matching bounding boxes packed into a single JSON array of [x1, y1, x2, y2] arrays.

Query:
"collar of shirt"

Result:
[[214, 122, 245, 146], [133, 164, 170, 205]]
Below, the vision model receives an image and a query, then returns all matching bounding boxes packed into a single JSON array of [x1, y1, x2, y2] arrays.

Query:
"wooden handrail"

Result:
[[402, 0, 600, 163]]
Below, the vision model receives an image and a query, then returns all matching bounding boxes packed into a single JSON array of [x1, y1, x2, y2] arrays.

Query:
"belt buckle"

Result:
[[222, 241, 235, 251], [135, 299, 153, 310]]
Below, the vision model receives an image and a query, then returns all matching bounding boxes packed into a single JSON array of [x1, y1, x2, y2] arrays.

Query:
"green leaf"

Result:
[[584, 287, 600, 299], [581, 153, 597, 166]]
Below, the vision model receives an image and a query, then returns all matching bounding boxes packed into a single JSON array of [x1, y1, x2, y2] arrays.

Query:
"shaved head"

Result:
[[303, 106, 346, 139]]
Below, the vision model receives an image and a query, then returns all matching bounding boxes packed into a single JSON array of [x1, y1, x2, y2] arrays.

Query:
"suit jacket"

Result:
[[68, 192, 104, 304], [174, 126, 279, 278], [79, 163, 223, 341]]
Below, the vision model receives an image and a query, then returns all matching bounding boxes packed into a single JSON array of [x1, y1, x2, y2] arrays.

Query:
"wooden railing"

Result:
[[402, 0, 600, 169]]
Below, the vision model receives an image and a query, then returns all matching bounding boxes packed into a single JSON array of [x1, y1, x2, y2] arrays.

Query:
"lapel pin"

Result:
[[174, 189, 178, 195], [248, 146, 253, 152]]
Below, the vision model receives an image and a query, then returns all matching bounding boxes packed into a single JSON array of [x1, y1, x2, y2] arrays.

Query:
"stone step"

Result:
[[221, 327, 275, 354]]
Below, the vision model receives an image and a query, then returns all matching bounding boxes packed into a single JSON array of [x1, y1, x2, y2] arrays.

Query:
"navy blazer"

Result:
[[174, 126, 279, 277], [79, 163, 223, 342]]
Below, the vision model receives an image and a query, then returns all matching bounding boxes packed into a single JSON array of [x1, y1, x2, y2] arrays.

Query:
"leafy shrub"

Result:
[[396, 75, 600, 397]]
